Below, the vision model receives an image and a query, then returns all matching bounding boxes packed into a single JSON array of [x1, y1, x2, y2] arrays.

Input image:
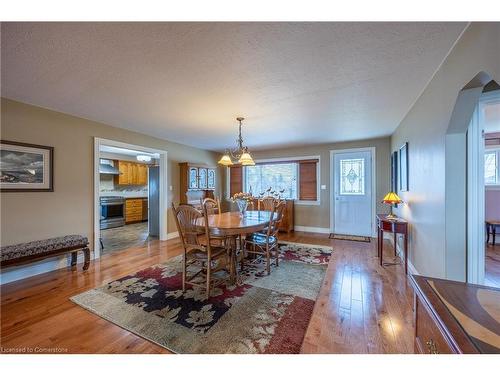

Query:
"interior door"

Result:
[[333, 150, 373, 237]]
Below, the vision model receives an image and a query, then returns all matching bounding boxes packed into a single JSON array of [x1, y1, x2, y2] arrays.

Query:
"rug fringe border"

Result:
[[278, 240, 333, 251]]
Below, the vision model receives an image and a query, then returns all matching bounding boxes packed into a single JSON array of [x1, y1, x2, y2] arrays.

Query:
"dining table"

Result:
[[194, 210, 274, 283]]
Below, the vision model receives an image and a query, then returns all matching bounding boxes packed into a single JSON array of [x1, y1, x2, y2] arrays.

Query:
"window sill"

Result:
[[295, 200, 321, 206], [486, 184, 500, 191]]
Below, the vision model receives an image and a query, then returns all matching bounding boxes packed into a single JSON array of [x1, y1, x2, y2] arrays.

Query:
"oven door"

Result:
[[100, 201, 125, 229]]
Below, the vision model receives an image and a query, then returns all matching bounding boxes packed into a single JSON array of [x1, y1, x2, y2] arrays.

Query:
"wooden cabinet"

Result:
[[125, 198, 148, 224], [114, 161, 148, 186], [410, 274, 500, 354], [279, 199, 294, 233], [179, 163, 217, 205]]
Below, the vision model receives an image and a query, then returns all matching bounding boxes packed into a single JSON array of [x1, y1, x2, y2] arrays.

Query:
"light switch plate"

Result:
[[321, 185, 327, 190], [169, 185, 173, 191]]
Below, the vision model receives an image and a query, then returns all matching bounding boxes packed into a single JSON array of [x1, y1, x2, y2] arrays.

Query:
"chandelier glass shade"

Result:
[[218, 117, 255, 166]]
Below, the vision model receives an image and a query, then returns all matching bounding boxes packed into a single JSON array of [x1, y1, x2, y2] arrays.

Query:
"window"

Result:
[[485, 149, 499, 185], [228, 157, 319, 202], [340, 158, 365, 195], [244, 163, 298, 199]]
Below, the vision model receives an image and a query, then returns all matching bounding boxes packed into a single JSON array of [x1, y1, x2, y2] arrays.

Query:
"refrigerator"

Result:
[[148, 166, 160, 237]]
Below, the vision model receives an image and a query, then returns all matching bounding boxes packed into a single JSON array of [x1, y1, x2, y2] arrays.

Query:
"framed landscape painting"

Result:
[[0, 140, 54, 192]]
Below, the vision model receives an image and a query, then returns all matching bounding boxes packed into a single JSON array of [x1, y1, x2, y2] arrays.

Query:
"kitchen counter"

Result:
[[100, 191, 148, 198]]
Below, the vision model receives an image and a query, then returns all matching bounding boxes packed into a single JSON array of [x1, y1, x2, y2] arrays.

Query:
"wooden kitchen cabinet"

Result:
[[125, 198, 147, 224], [114, 161, 148, 186]]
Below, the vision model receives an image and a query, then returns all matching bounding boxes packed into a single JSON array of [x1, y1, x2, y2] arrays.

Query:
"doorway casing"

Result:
[[329, 147, 377, 237], [93, 137, 168, 258]]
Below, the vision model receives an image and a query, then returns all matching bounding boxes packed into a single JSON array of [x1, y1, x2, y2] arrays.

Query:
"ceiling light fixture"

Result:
[[136, 154, 152, 162], [218, 117, 255, 166]]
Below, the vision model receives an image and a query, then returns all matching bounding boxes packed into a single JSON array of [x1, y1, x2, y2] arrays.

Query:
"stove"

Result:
[[100, 196, 125, 229]]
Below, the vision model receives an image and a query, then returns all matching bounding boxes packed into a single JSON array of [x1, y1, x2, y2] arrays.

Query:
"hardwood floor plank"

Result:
[[1, 231, 426, 354]]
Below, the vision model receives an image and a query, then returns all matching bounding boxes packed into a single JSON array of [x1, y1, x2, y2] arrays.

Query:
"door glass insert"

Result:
[[340, 158, 365, 195]]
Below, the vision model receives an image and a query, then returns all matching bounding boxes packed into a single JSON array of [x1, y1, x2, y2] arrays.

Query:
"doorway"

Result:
[[330, 148, 375, 237], [93, 138, 168, 258], [473, 90, 500, 287]]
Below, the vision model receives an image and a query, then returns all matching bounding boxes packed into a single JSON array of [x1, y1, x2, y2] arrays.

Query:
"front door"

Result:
[[333, 150, 373, 237]]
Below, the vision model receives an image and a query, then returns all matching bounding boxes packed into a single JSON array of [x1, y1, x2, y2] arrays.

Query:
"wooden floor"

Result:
[[0, 232, 416, 354], [485, 244, 500, 288]]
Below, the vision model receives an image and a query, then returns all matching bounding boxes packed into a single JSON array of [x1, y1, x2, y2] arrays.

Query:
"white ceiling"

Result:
[[100, 145, 159, 158], [1, 22, 467, 151]]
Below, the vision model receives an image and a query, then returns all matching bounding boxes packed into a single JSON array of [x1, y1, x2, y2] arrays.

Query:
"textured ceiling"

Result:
[[1, 22, 467, 151]]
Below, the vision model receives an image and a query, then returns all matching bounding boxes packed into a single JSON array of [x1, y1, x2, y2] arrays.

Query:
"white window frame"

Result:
[[485, 146, 500, 190], [225, 155, 321, 205]]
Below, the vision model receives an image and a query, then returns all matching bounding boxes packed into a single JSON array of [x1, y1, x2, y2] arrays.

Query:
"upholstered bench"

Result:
[[1, 235, 90, 270]]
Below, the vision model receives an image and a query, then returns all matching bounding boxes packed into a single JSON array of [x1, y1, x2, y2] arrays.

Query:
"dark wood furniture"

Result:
[[410, 274, 500, 354], [376, 214, 408, 274], [1, 235, 90, 271], [486, 220, 500, 245], [179, 162, 216, 206]]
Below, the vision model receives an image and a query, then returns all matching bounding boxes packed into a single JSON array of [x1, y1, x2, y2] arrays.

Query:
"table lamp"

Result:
[[382, 191, 403, 220]]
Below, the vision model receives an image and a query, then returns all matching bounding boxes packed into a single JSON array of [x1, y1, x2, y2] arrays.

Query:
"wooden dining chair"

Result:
[[258, 196, 276, 211], [172, 202, 228, 299], [202, 197, 221, 215], [243, 200, 285, 275]]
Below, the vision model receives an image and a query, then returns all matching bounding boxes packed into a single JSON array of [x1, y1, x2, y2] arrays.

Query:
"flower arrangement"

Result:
[[231, 192, 253, 215], [231, 192, 254, 202]]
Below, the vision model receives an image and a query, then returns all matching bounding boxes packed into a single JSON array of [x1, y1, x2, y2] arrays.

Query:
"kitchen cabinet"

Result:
[[125, 197, 148, 224], [114, 161, 148, 186], [179, 163, 217, 205]]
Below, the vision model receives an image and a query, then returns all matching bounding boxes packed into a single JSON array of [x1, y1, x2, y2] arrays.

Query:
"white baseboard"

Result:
[[166, 231, 179, 240], [0, 252, 90, 285], [385, 233, 420, 276], [293, 226, 330, 234]]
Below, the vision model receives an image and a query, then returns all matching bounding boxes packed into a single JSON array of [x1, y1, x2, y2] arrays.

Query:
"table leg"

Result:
[[376, 226, 380, 257], [379, 229, 383, 267], [394, 232, 397, 256], [404, 234, 408, 275], [486, 223, 490, 244], [494, 226, 497, 246]]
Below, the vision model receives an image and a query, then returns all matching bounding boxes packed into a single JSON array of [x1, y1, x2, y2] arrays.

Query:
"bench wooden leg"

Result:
[[71, 251, 78, 267], [83, 247, 90, 270]]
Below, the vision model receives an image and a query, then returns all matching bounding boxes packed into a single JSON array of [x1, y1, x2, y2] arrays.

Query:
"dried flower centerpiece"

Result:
[[231, 192, 253, 215]]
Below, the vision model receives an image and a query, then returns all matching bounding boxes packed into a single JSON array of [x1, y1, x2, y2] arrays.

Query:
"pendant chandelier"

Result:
[[218, 117, 255, 166]]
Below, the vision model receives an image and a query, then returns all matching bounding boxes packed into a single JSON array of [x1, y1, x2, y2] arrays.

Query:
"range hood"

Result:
[[99, 163, 121, 175]]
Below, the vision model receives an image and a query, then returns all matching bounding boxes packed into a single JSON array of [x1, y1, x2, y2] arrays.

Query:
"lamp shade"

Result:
[[218, 154, 233, 166], [238, 152, 255, 166], [382, 191, 403, 204]]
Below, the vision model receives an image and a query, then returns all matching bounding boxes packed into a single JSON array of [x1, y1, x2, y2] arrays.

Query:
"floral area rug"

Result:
[[70, 241, 332, 353]]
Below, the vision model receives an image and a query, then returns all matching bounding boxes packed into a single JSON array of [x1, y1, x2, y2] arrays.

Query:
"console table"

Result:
[[376, 214, 409, 274]]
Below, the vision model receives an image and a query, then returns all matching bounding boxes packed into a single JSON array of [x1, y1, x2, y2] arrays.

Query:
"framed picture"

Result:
[[391, 151, 398, 193], [0, 140, 54, 192], [399, 142, 409, 192]]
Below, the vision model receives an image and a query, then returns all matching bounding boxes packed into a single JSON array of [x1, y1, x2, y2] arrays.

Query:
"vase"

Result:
[[236, 199, 248, 215]]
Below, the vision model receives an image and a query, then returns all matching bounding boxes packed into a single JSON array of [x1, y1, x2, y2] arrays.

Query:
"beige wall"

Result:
[[391, 23, 500, 278], [0, 98, 222, 247], [222, 137, 391, 231]]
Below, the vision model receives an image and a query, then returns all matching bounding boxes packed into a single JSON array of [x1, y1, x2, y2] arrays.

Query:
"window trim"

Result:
[[485, 146, 500, 189], [226, 155, 321, 205]]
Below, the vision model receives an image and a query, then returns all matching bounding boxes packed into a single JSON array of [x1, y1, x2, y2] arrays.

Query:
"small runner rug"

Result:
[[329, 233, 371, 242], [70, 241, 332, 354]]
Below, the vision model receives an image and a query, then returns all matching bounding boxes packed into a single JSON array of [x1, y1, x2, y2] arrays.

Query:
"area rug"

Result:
[[70, 242, 332, 354], [329, 233, 371, 242]]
